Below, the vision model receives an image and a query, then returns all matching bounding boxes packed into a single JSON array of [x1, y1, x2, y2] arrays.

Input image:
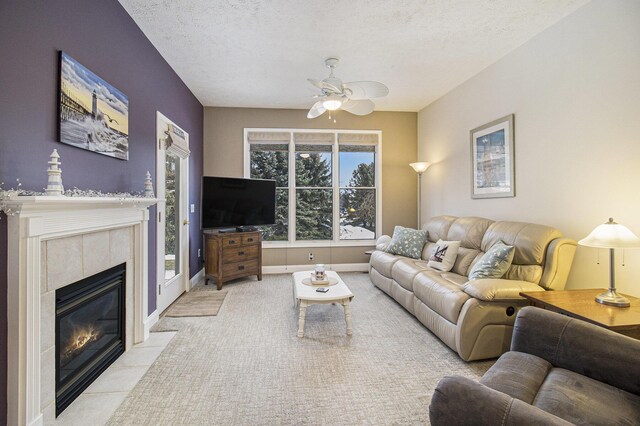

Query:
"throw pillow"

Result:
[[468, 241, 515, 280], [427, 239, 461, 272], [385, 226, 427, 259]]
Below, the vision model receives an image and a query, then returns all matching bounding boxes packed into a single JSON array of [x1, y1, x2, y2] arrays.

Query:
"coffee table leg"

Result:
[[298, 301, 307, 338], [343, 300, 353, 335]]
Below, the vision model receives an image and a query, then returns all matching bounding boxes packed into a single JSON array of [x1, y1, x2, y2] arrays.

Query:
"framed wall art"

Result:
[[58, 51, 129, 160], [470, 114, 514, 199]]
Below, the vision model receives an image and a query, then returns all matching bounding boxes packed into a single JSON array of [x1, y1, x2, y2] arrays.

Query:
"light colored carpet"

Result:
[[165, 290, 228, 317], [108, 273, 493, 425]]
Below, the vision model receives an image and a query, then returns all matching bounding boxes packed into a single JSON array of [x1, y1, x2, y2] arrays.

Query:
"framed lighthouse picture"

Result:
[[58, 51, 129, 160]]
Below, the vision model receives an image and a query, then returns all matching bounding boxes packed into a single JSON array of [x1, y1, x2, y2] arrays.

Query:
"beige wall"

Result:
[[417, 0, 640, 296], [204, 108, 417, 266]]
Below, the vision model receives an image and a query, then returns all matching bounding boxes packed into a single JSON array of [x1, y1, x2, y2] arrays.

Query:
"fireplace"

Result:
[[55, 263, 126, 415]]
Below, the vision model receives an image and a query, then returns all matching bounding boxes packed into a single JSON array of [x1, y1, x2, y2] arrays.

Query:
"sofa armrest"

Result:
[[375, 235, 391, 251], [539, 237, 577, 290], [462, 279, 545, 301], [512, 306, 640, 395], [429, 376, 572, 426]]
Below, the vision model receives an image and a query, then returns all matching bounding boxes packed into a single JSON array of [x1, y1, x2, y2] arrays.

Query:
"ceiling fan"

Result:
[[307, 58, 389, 119]]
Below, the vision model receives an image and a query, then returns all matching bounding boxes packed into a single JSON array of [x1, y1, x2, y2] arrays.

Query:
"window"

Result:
[[339, 144, 376, 240], [245, 129, 381, 245]]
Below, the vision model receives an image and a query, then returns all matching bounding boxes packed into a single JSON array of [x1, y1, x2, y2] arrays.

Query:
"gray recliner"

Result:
[[429, 306, 640, 425]]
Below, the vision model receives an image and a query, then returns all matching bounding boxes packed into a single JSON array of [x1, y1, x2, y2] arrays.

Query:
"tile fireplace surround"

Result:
[[2, 195, 158, 425]]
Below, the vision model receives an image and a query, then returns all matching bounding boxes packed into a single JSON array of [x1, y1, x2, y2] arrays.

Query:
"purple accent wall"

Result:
[[0, 1, 204, 421]]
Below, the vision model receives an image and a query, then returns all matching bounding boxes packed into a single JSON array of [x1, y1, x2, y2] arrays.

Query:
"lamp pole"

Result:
[[409, 162, 431, 229]]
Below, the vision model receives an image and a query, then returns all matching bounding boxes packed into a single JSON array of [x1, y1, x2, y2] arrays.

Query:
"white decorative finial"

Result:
[[144, 171, 154, 198], [45, 149, 64, 196]]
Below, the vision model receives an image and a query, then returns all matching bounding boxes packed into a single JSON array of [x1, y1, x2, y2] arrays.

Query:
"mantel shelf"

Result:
[[1, 195, 159, 214]]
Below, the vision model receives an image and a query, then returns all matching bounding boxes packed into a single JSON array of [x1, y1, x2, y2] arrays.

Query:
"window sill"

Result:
[[263, 241, 376, 249]]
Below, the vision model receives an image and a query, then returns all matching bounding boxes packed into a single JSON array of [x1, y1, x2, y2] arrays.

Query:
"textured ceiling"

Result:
[[119, 0, 589, 111]]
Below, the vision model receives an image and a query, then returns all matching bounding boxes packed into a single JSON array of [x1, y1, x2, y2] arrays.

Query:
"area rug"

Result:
[[108, 273, 493, 425], [164, 289, 228, 317]]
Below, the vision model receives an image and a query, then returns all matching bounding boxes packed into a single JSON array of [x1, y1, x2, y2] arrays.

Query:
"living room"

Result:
[[1, 0, 639, 424]]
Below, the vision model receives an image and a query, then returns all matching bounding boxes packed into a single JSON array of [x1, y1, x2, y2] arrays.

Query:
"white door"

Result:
[[156, 112, 190, 314]]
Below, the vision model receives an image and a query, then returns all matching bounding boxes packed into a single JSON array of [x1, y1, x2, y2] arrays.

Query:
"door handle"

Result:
[[183, 220, 190, 225]]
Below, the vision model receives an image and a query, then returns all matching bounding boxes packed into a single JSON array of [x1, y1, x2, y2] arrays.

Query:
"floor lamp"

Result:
[[409, 162, 431, 229]]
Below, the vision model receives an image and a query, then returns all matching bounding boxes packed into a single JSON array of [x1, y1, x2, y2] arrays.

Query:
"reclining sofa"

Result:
[[430, 307, 640, 424], [369, 215, 576, 361]]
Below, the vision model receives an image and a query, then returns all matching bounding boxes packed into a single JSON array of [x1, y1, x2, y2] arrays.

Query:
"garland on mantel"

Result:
[[0, 179, 153, 218]]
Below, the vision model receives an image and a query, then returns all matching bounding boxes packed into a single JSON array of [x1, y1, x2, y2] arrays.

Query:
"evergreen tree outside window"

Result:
[[246, 130, 380, 244], [249, 142, 288, 241], [295, 143, 333, 240], [339, 144, 376, 239]]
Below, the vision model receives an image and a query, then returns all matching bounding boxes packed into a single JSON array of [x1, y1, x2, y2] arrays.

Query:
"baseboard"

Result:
[[190, 267, 205, 288], [144, 309, 159, 339], [263, 263, 369, 274]]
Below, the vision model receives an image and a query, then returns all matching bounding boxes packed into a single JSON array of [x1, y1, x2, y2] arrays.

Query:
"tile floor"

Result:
[[54, 331, 176, 425]]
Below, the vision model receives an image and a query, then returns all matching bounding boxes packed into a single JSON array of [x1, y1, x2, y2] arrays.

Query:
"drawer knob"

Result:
[[238, 265, 245, 270], [247, 238, 253, 242], [239, 251, 245, 256], [229, 240, 236, 244]]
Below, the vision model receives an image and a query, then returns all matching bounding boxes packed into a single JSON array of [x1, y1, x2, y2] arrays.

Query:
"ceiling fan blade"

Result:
[[343, 81, 389, 100], [307, 101, 327, 119], [307, 78, 324, 89], [309, 77, 343, 94], [341, 99, 375, 116]]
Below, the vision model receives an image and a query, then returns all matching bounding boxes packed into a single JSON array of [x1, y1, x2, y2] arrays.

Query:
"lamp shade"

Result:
[[578, 218, 640, 249], [410, 162, 431, 173]]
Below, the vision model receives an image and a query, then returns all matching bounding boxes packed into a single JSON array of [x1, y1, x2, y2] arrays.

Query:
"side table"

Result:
[[520, 288, 640, 340]]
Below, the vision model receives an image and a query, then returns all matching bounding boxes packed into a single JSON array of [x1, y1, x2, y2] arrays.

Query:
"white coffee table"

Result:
[[292, 270, 354, 338]]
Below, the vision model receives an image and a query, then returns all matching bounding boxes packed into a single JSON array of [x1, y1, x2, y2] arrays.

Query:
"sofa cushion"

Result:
[[446, 217, 494, 250], [391, 259, 428, 292], [451, 247, 480, 276], [534, 368, 640, 425], [424, 215, 457, 243], [440, 272, 468, 286], [413, 271, 471, 324], [427, 240, 460, 272], [504, 264, 543, 284], [370, 250, 402, 278], [482, 221, 562, 266], [480, 351, 552, 404], [385, 226, 427, 259], [468, 242, 515, 280]]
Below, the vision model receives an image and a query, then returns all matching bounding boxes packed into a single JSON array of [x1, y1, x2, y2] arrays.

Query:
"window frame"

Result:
[[244, 128, 382, 248]]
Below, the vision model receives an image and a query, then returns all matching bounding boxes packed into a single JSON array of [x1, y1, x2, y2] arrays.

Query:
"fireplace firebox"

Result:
[[55, 263, 126, 415]]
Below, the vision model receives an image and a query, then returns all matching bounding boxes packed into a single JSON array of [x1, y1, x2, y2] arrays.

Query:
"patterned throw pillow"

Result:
[[385, 226, 427, 259], [468, 242, 515, 280], [427, 239, 461, 272]]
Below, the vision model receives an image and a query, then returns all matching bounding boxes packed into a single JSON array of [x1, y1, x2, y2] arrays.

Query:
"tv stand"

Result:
[[203, 230, 262, 290]]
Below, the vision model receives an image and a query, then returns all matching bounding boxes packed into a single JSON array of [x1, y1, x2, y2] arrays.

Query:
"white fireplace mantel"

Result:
[[4, 195, 158, 426]]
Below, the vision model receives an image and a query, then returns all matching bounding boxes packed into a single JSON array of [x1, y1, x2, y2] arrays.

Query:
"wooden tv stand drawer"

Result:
[[203, 230, 262, 290]]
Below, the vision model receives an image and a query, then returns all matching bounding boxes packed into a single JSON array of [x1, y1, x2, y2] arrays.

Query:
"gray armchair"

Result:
[[429, 306, 640, 425]]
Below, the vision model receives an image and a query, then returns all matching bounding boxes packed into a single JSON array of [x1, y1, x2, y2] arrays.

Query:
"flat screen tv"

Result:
[[201, 176, 276, 230]]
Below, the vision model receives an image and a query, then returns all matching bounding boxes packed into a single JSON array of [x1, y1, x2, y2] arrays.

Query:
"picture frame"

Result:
[[470, 114, 515, 199], [58, 51, 129, 160]]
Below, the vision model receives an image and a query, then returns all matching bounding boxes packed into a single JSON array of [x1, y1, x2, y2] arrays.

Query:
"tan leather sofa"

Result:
[[369, 216, 577, 361]]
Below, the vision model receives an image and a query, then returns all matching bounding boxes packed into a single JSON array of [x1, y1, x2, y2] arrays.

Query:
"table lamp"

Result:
[[409, 162, 431, 229], [578, 218, 640, 307]]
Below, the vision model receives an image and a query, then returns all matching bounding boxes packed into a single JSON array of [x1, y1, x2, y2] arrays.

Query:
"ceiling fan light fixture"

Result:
[[322, 94, 342, 111]]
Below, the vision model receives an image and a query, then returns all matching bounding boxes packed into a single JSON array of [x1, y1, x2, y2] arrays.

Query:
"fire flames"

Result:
[[61, 326, 101, 364]]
